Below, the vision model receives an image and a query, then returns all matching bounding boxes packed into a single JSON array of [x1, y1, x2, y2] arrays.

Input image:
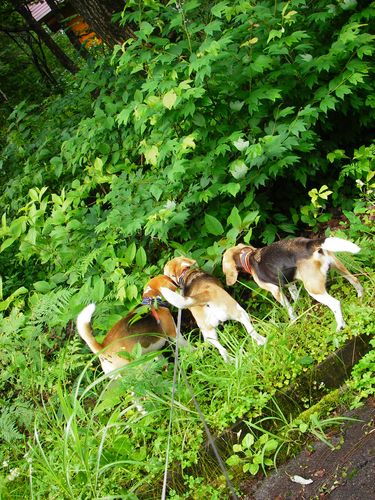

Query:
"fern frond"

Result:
[[29, 288, 74, 328], [0, 408, 23, 443]]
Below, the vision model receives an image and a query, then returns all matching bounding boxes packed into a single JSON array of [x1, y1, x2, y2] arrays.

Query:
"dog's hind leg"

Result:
[[190, 306, 230, 361], [202, 328, 230, 362], [255, 279, 297, 322], [307, 290, 345, 330], [330, 255, 363, 297]]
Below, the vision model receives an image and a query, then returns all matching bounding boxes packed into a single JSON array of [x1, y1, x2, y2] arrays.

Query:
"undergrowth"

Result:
[[0, 264, 373, 498]]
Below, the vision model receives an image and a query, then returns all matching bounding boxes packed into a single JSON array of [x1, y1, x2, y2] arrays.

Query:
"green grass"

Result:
[[0, 264, 373, 499]]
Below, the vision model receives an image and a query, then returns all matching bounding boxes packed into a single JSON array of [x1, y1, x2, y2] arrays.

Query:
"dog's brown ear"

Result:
[[180, 257, 196, 268], [164, 257, 196, 283], [222, 246, 241, 285]]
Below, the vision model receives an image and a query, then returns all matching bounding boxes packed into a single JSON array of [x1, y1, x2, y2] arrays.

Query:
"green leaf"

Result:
[[127, 284, 138, 301], [299, 422, 309, 433], [139, 21, 154, 37], [0, 237, 15, 252], [264, 438, 279, 452], [93, 276, 105, 302], [298, 355, 314, 366], [124, 243, 136, 265], [211, 1, 228, 18], [162, 90, 177, 110], [220, 183, 241, 197], [230, 160, 248, 179], [144, 145, 159, 166], [335, 84, 352, 99], [233, 444, 243, 453], [136, 247, 147, 268], [242, 433, 255, 449], [204, 214, 224, 236], [0, 286, 28, 312], [150, 185, 163, 201], [227, 207, 241, 230], [33, 281, 52, 293], [267, 29, 283, 44], [226, 454, 241, 467], [319, 95, 337, 113], [248, 463, 259, 475]]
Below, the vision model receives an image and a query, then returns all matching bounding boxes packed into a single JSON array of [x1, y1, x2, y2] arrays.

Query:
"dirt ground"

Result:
[[240, 397, 375, 500]]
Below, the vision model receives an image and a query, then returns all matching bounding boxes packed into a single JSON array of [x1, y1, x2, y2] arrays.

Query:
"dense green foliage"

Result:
[[0, 0, 374, 497]]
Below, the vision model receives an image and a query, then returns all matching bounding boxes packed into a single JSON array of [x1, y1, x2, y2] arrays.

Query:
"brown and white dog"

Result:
[[222, 237, 363, 330], [160, 257, 267, 362], [76, 275, 188, 375]]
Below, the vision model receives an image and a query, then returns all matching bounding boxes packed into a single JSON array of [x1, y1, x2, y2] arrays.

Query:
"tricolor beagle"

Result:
[[76, 275, 188, 375], [160, 257, 267, 362], [222, 236, 363, 330]]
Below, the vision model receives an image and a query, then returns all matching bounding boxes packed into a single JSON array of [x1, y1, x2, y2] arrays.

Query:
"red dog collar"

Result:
[[240, 249, 254, 275]]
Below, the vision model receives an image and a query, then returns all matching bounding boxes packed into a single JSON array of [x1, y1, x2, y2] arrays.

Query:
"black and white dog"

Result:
[[222, 237, 363, 330]]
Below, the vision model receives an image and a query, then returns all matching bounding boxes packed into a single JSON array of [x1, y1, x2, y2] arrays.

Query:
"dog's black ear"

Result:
[[222, 247, 240, 286]]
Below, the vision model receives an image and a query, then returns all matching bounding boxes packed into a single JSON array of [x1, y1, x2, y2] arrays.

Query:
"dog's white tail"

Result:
[[76, 303, 103, 354], [321, 237, 361, 254], [160, 287, 194, 309]]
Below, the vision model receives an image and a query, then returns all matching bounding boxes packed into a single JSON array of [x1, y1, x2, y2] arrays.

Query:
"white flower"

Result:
[[355, 179, 364, 188], [2, 460, 8, 468], [164, 200, 176, 210], [7, 468, 20, 481]]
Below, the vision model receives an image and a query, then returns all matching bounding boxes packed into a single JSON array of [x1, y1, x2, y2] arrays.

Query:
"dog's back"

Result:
[[251, 237, 326, 286], [182, 269, 223, 297]]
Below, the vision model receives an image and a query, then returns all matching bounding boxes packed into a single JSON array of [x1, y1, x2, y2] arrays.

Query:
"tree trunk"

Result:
[[11, 0, 79, 74], [45, 0, 89, 60], [68, 0, 135, 48]]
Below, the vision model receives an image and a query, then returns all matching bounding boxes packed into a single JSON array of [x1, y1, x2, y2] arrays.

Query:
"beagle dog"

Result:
[[160, 257, 267, 362], [76, 275, 188, 375], [222, 236, 363, 330]]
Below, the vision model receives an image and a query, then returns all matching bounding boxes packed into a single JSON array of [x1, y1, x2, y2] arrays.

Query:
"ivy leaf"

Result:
[[319, 96, 337, 113], [162, 90, 177, 110], [220, 183, 241, 197], [233, 138, 249, 151], [335, 85, 352, 99], [139, 21, 154, 37], [204, 214, 224, 236], [229, 101, 244, 111], [144, 145, 159, 166], [230, 160, 248, 179], [181, 135, 196, 150], [211, 1, 228, 18]]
